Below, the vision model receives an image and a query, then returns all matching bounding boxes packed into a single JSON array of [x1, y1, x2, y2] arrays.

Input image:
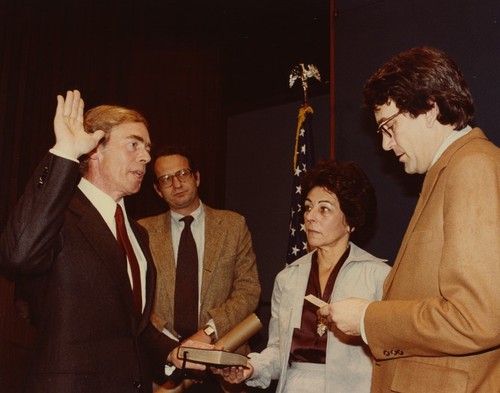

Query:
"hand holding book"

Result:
[[177, 347, 249, 368], [158, 313, 262, 393]]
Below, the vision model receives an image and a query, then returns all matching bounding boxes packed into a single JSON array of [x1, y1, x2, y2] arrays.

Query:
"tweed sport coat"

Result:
[[138, 205, 260, 345], [0, 154, 177, 393], [365, 128, 500, 393]]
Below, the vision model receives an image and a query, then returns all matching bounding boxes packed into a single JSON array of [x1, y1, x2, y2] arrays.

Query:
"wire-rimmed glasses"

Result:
[[157, 168, 193, 188]]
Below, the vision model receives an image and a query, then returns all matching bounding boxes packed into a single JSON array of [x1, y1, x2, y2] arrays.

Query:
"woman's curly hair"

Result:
[[301, 159, 376, 239]]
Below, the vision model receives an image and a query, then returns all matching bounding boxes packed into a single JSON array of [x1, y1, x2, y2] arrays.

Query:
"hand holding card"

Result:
[[304, 294, 328, 308], [304, 294, 330, 336]]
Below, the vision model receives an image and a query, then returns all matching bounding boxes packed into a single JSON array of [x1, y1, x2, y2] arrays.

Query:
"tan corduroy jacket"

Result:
[[366, 129, 500, 393]]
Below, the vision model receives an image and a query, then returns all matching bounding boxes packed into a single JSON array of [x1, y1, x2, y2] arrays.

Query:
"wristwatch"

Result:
[[203, 325, 216, 343]]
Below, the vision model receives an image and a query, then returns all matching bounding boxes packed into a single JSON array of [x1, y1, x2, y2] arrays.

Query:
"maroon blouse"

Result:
[[289, 246, 350, 364]]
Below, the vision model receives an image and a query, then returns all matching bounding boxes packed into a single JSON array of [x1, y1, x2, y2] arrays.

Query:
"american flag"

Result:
[[286, 103, 315, 264]]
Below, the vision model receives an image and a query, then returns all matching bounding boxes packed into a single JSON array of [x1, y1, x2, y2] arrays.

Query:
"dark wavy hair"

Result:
[[363, 46, 474, 130], [301, 160, 376, 238]]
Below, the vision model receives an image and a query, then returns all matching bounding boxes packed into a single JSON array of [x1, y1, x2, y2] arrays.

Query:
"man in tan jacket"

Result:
[[139, 146, 261, 392], [319, 47, 500, 392]]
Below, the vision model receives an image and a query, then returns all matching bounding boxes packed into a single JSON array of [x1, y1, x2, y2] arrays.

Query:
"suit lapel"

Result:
[[383, 129, 487, 296], [153, 212, 176, 323], [130, 219, 157, 332], [70, 191, 137, 322], [200, 207, 222, 302], [383, 168, 441, 296]]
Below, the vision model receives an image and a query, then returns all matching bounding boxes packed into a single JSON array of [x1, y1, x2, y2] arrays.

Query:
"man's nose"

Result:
[[381, 134, 394, 151], [171, 175, 182, 187]]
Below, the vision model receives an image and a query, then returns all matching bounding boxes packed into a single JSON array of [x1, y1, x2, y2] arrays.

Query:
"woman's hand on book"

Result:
[[212, 363, 254, 384]]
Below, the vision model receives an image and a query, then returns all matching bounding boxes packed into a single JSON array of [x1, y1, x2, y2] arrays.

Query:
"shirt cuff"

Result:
[[205, 319, 218, 340], [164, 363, 177, 376], [359, 303, 370, 345], [161, 328, 180, 375], [49, 148, 80, 163]]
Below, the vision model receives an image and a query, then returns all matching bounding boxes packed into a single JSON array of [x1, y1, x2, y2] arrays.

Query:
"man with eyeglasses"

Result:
[[139, 146, 260, 392], [318, 46, 500, 392]]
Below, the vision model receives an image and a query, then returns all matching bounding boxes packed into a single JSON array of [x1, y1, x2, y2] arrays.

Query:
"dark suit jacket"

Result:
[[0, 153, 176, 393]]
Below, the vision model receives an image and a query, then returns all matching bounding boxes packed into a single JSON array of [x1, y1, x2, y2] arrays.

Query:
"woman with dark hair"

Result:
[[215, 159, 390, 393]]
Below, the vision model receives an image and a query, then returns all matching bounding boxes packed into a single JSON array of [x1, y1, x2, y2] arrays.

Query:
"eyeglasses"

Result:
[[157, 168, 193, 188], [376, 111, 401, 138]]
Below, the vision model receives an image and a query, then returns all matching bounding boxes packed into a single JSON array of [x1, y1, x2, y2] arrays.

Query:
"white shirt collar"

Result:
[[430, 125, 472, 167], [171, 201, 204, 227], [78, 177, 123, 232]]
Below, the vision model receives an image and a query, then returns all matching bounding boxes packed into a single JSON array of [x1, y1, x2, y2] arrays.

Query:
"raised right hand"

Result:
[[52, 90, 105, 159]]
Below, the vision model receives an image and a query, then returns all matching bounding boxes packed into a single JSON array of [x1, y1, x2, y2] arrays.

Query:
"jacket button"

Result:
[[383, 350, 390, 356]]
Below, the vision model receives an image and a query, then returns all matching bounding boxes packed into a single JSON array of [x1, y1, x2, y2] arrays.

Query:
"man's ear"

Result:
[[87, 149, 99, 161], [87, 143, 104, 161], [195, 171, 201, 187], [425, 102, 439, 127], [153, 183, 163, 198]]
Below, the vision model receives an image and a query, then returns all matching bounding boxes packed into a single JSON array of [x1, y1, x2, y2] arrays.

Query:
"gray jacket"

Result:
[[247, 242, 390, 393]]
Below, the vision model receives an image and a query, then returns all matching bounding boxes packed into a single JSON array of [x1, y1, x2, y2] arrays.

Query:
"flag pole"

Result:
[[330, 0, 336, 159]]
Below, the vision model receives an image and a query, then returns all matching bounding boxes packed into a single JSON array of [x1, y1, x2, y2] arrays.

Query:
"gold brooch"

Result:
[[317, 315, 328, 337]]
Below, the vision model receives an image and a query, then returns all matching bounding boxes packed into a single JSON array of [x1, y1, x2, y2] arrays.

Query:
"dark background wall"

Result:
[[1, 0, 499, 391], [333, 0, 500, 268]]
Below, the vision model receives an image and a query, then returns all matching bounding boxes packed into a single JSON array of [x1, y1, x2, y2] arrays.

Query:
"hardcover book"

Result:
[[177, 347, 249, 368]]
